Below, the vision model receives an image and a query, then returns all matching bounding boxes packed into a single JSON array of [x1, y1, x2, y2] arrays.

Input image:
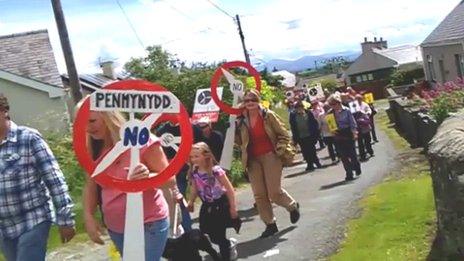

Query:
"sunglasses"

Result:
[[244, 98, 258, 103]]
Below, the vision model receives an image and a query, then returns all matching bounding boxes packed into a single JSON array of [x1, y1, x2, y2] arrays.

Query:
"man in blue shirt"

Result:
[[0, 94, 75, 261]]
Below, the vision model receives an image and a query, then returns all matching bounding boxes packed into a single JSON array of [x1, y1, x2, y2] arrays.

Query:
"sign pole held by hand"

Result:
[[210, 61, 262, 171], [73, 81, 193, 261], [123, 112, 145, 261]]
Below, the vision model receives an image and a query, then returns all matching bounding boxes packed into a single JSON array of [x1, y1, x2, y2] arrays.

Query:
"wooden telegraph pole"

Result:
[[51, 0, 82, 105], [235, 14, 251, 64]]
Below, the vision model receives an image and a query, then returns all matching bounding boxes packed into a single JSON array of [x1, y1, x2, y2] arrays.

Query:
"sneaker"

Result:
[[305, 164, 315, 171], [355, 169, 362, 176], [345, 176, 354, 181], [229, 238, 238, 260], [260, 223, 278, 238], [290, 203, 300, 224]]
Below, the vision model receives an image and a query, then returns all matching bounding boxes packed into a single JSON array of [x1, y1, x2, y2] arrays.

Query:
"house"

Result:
[[345, 37, 423, 99], [421, 0, 464, 84], [271, 70, 296, 88], [0, 29, 70, 133]]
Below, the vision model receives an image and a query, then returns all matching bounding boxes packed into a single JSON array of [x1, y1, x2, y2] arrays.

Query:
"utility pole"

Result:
[[235, 14, 250, 64], [51, 0, 82, 105]]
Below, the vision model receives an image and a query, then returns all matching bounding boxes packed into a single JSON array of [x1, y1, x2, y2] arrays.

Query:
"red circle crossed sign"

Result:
[[73, 80, 193, 192], [210, 61, 262, 115]]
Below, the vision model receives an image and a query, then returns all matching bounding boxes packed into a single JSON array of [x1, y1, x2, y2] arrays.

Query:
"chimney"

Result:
[[100, 61, 115, 80], [361, 37, 388, 53]]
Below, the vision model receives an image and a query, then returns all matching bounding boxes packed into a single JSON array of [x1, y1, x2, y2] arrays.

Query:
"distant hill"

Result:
[[261, 51, 360, 73]]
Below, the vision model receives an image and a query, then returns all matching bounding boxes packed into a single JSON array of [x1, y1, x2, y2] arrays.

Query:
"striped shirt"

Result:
[[0, 121, 75, 239]]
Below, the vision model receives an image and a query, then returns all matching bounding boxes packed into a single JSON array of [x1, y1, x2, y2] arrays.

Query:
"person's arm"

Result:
[[142, 142, 181, 198], [30, 132, 75, 243], [288, 112, 298, 144], [216, 169, 238, 219], [187, 175, 198, 212], [268, 110, 292, 143], [83, 177, 105, 244]]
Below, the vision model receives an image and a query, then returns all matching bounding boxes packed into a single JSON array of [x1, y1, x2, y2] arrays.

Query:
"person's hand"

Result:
[[127, 163, 150, 180], [85, 217, 105, 245], [229, 208, 238, 219], [187, 201, 195, 213], [59, 226, 76, 244]]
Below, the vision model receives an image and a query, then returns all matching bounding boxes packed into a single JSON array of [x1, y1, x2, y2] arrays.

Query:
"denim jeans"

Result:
[[0, 221, 51, 261], [108, 217, 169, 261], [176, 171, 192, 231]]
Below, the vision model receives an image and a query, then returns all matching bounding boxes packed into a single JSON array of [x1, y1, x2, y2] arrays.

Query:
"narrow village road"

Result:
[[47, 107, 397, 261]]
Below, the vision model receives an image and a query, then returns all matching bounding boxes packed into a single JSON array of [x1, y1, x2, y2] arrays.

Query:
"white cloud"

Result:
[[0, 0, 460, 73]]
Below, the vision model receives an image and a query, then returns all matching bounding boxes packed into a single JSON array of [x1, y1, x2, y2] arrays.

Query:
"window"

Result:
[[362, 75, 368, 81], [427, 55, 436, 81], [356, 76, 362, 83], [368, 74, 374, 81], [455, 54, 464, 78]]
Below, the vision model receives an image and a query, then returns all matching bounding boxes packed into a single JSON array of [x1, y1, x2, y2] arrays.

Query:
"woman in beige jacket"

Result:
[[235, 89, 300, 238]]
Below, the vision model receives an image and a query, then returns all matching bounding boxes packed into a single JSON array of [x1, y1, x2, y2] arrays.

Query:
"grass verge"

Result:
[[330, 100, 436, 261]]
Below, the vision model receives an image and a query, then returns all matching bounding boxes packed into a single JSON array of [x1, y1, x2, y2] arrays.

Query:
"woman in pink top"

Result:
[[82, 109, 181, 261]]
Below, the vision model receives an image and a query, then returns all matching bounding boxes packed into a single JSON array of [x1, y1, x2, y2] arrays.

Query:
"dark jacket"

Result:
[[289, 109, 320, 144]]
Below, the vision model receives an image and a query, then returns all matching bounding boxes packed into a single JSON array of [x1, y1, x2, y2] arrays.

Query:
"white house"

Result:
[[271, 70, 296, 87]]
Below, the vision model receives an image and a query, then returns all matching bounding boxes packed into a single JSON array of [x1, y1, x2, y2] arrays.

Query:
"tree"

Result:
[[320, 78, 339, 93]]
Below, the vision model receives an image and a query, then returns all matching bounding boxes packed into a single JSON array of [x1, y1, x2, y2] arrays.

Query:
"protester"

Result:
[[156, 122, 196, 232], [319, 103, 339, 164], [187, 142, 240, 261], [236, 89, 300, 238], [82, 109, 182, 261], [310, 100, 326, 150], [369, 103, 379, 143], [0, 94, 75, 261], [196, 118, 224, 162], [327, 93, 361, 181], [289, 101, 322, 171], [354, 95, 375, 161]]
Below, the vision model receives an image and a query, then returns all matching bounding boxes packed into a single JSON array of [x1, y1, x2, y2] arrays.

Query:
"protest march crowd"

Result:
[[0, 82, 379, 260]]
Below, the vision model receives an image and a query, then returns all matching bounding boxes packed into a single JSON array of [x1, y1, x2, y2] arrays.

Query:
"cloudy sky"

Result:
[[0, 0, 460, 73]]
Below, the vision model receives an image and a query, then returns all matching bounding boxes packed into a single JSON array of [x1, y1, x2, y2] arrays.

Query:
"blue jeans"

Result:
[[176, 171, 192, 231], [108, 218, 169, 261], [0, 221, 51, 261]]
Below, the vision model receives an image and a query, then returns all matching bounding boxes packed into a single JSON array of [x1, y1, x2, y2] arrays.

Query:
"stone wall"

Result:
[[428, 111, 464, 258]]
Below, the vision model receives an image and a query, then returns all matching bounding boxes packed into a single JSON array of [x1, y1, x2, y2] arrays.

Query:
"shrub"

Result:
[[45, 133, 86, 198], [390, 68, 425, 86]]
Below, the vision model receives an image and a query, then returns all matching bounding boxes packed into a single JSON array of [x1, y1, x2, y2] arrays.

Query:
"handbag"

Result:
[[275, 139, 297, 167]]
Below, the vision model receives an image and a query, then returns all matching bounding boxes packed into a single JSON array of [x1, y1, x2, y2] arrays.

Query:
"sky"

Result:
[[0, 0, 461, 73]]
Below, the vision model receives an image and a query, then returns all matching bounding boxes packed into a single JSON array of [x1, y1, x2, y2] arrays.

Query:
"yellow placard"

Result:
[[302, 100, 311, 110], [364, 93, 374, 104], [325, 113, 338, 133]]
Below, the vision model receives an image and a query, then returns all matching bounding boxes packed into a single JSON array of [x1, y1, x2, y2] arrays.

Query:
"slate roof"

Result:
[[422, 1, 464, 46], [61, 72, 130, 91], [0, 29, 62, 87], [374, 45, 422, 65]]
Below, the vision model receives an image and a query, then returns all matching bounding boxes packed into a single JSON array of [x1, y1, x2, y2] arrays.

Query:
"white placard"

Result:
[[90, 89, 179, 113], [349, 101, 361, 113], [193, 88, 223, 113], [308, 85, 324, 101]]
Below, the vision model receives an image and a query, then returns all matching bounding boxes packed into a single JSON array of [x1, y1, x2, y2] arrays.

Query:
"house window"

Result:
[[356, 76, 362, 83], [368, 74, 374, 81], [455, 54, 464, 78], [362, 75, 368, 81], [427, 55, 436, 81]]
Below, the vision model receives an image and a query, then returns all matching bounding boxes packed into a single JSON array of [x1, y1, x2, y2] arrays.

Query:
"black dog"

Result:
[[162, 229, 221, 261]]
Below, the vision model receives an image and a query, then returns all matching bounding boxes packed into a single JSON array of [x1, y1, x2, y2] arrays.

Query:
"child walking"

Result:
[[187, 142, 240, 261]]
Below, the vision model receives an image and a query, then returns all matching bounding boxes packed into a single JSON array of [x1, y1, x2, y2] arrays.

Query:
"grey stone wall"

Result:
[[428, 111, 464, 258]]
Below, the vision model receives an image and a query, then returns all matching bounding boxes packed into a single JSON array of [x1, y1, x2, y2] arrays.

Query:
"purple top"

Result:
[[191, 165, 226, 203]]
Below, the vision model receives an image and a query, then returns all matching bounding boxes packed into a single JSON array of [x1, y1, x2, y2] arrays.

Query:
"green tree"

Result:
[[319, 78, 339, 93]]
